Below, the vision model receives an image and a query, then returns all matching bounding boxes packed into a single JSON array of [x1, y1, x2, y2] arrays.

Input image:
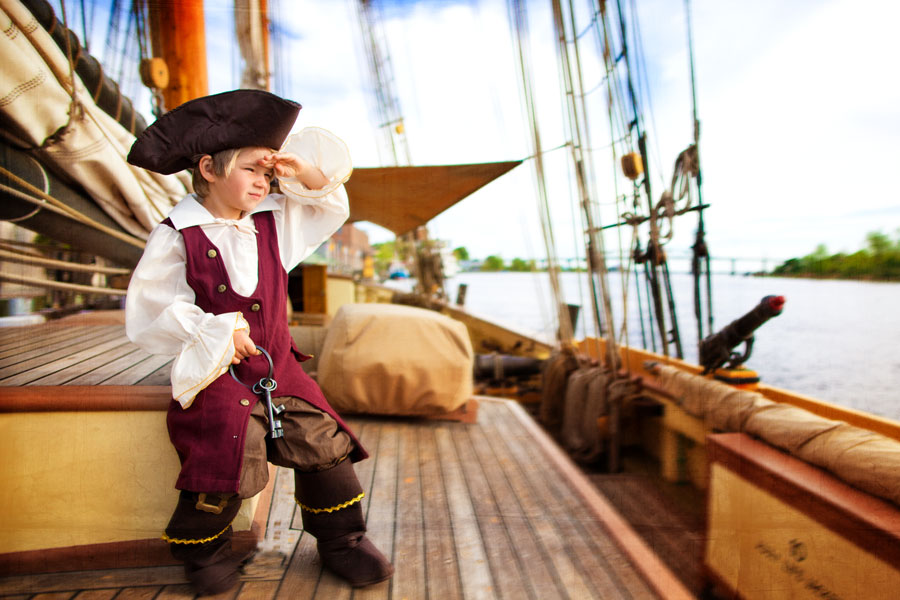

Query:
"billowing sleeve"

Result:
[[124, 224, 249, 408], [274, 127, 352, 271]]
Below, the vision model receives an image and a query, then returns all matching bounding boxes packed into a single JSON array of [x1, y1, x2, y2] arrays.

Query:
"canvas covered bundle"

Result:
[[316, 303, 474, 415]]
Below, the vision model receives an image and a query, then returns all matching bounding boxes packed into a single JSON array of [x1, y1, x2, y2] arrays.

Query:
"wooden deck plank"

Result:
[[29, 593, 76, 600], [110, 586, 163, 599], [502, 400, 694, 600], [477, 404, 599, 599], [274, 528, 320, 600], [0, 325, 97, 359], [236, 579, 280, 600], [450, 425, 535, 600], [416, 425, 463, 600], [0, 336, 133, 386], [0, 324, 33, 342], [0, 327, 122, 374], [135, 361, 174, 386], [150, 584, 195, 599], [21, 339, 137, 386], [0, 325, 113, 361], [483, 402, 655, 599], [25, 341, 140, 386], [257, 466, 302, 558], [433, 425, 496, 598], [101, 353, 174, 386], [463, 421, 561, 600], [201, 586, 239, 600], [0, 327, 123, 377], [0, 566, 187, 596], [354, 423, 398, 600], [64, 348, 152, 386], [389, 424, 426, 600], [71, 590, 118, 599]]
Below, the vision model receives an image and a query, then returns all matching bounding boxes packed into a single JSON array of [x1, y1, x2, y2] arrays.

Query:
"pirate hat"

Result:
[[127, 89, 302, 175]]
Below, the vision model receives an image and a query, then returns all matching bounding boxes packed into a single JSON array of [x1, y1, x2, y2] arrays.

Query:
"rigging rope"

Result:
[[0, 246, 131, 275], [627, 0, 665, 191], [554, 0, 620, 370], [0, 272, 126, 296], [684, 0, 714, 341], [0, 168, 146, 250], [508, 0, 574, 347], [46, 0, 85, 149]]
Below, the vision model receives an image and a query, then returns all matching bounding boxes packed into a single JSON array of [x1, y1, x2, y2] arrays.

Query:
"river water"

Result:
[[432, 271, 900, 422]]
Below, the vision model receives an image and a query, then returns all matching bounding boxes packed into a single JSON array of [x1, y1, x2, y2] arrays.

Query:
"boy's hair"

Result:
[[191, 148, 243, 198]]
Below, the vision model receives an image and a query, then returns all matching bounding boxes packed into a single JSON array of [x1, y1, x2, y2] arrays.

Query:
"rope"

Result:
[[554, 0, 622, 370], [0, 181, 93, 221], [0, 272, 125, 296], [0, 248, 130, 275], [44, 0, 85, 150], [509, 0, 574, 347], [0, 167, 146, 249]]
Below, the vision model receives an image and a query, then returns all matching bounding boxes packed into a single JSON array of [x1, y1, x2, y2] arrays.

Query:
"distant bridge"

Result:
[[533, 252, 790, 275]]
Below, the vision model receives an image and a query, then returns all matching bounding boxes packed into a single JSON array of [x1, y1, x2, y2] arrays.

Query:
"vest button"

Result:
[[250, 303, 261, 312], [240, 399, 250, 407], [207, 249, 217, 258], [217, 284, 227, 293]]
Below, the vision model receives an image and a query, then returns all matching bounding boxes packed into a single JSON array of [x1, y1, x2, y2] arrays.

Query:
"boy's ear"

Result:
[[197, 155, 216, 183]]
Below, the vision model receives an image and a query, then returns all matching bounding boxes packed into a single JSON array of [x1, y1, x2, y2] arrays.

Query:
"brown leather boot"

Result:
[[165, 491, 255, 596], [294, 460, 394, 587]]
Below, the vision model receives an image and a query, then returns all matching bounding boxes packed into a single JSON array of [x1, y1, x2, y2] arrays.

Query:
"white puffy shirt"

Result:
[[125, 127, 351, 407]]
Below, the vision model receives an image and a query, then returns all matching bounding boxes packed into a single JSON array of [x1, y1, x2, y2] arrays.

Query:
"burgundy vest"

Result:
[[164, 211, 366, 493]]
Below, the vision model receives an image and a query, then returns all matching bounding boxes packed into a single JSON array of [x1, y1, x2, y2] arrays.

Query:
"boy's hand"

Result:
[[259, 152, 329, 190], [233, 329, 259, 364]]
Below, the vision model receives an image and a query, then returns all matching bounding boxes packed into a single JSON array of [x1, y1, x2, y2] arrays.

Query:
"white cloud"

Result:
[[201, 0, 899, 265]]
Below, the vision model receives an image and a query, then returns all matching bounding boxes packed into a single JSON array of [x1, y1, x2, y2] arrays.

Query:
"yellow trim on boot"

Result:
[[296, 491, 365, 514], [162, 520, 234, 545]]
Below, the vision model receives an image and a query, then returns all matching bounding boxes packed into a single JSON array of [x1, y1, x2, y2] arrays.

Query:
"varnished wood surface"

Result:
[[709, 432, 900, 569], [0, 399, 692, 599], [0, 323, 171, 388]]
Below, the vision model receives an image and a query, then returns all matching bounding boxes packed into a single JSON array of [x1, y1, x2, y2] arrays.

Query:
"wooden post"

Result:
[[147, 0, 209, 109], [455, 283, 467, 306]]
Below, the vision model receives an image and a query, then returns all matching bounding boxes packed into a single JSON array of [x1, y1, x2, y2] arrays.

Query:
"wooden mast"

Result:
[[147, 0, 208, 108], [235, 0, 271, 91]]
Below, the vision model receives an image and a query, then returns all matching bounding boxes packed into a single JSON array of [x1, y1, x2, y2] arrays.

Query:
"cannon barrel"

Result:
[[699, 295, 785, 373]]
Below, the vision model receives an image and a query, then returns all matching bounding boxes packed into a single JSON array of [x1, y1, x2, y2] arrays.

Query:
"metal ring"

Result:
[[252, 378, 277, 394], [229, 346, 274, 388]]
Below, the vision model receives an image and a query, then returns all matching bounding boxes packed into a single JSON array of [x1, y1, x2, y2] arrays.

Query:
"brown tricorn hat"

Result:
[[127, 89, 302, 175]]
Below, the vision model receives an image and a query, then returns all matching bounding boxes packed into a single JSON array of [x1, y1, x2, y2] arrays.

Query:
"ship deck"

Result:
[[0, 318, 695, 599]]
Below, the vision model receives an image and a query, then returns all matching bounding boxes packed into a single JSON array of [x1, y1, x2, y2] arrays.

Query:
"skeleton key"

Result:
[[231, 347, 286, 440], [253, 376, 285, 439]]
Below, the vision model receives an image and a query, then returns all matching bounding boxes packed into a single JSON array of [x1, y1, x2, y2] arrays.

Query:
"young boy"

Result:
[[125, 89, 393, 594]]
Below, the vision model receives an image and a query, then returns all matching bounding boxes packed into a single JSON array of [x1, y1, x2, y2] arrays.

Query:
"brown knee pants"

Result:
[[237, 396, 353, 498]]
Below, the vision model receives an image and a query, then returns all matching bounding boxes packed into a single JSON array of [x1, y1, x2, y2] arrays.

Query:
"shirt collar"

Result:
[[167, 194, 280, 231]]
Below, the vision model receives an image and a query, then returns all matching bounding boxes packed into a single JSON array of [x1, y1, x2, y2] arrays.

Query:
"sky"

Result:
[[76, 0, 900, 273]]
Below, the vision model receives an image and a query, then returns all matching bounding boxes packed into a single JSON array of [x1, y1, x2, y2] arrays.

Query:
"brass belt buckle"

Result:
[[195, 493, 230, 514]]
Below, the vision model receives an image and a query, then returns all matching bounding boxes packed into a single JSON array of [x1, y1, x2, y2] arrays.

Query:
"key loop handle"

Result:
[[229, 346, 275, 389]]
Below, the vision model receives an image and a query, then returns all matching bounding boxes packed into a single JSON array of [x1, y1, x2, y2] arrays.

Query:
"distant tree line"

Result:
[[477, 255, 536, 272], [771, 230, 900, 280]]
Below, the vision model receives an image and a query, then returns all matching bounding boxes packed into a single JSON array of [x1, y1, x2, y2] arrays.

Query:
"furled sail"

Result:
[[0, 0, 188, 249]]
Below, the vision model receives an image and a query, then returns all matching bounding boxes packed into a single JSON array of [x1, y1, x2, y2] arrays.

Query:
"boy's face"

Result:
[[204, 147, 275, 220]]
